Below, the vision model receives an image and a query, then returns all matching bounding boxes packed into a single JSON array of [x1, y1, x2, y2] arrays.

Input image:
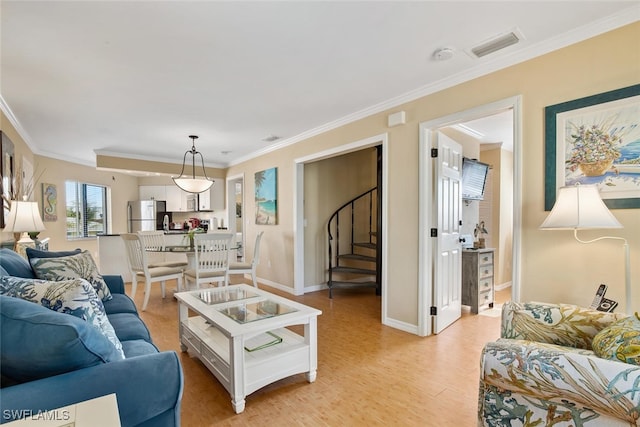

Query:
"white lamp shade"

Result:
[[172, 177, 214, 194], [540, 184, 622, 230], [3, 200, 46, 233]]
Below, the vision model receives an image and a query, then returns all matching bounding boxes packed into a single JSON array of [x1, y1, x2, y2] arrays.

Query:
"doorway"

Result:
[[226, 174, 244, 261], [418, 96, 522, 336]]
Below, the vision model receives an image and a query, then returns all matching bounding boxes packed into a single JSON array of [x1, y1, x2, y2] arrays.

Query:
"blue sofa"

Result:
[[0, 248, 183, 426]]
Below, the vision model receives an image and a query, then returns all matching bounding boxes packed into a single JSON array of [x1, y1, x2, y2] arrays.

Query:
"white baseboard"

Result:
[[495, 281, 512, 291]]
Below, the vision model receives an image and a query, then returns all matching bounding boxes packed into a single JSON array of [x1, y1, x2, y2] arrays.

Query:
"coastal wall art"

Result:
[[545, 84, 640, 210], [255, 167, 277, 225], [42, 183, 58, 221]]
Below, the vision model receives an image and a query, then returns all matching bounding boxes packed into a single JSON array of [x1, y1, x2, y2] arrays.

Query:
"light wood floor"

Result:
[[131, 279, 510, 426]]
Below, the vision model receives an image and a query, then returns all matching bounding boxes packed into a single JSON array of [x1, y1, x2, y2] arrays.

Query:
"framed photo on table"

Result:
[[544, 84, 640, 210]]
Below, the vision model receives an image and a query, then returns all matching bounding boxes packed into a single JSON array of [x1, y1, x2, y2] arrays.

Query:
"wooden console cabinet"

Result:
[[462, 248, 495, 314]]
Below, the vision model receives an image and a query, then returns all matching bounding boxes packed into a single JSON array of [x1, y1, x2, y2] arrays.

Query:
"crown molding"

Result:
[[229, 4, 640, 167], [94, 149, 228, 170], [3, 4, 638, 170]]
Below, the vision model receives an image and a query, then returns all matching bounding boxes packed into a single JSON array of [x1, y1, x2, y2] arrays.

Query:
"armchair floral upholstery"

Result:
[[478, 301, 640, 426]]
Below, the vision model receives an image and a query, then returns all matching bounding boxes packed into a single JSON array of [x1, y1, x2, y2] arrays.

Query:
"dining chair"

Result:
[[137, 230, 188, 269], [227, 231, 264, 287], [121, 233, 184, 311], [184, 233, 234, 290]]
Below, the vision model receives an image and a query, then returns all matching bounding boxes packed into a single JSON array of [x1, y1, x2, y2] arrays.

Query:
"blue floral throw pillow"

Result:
[[0, 276, 124, 359], [29, 250, 112, 302]]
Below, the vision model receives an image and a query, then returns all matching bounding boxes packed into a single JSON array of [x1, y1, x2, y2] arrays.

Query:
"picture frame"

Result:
[[0, 131, 15, 229], [42, 183, 58, 222], [255, 167, 277, 225], [544, 84, 640, 210]]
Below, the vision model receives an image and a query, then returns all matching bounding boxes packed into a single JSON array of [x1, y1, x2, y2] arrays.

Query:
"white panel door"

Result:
[[433, 131, 463, 334]]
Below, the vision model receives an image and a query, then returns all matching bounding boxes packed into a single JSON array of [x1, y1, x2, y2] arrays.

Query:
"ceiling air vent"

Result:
[[470, 29, 523, 58]]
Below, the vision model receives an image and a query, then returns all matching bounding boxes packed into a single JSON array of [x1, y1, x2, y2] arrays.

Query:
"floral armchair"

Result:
[[478, 301, 640, 426]]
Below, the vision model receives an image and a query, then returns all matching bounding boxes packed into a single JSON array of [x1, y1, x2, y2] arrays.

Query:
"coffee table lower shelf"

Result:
[[180, 316, 314, 413]]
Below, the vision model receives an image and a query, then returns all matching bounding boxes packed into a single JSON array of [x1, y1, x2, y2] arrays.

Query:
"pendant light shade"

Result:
[[172, 135, 214, 194]]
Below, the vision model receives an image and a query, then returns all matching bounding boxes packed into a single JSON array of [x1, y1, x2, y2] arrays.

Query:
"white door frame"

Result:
[[293, 133, 389, 322], [418, 96, 523, 336], [226, 173, 244, 257]]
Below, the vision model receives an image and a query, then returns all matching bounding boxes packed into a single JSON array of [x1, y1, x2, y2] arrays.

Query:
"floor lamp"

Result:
[[540, 184, 631, 314]]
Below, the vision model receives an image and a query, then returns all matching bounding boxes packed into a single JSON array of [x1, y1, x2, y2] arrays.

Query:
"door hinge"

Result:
[[430, 228, 437, 237], [431, 148, 438, 158], [430, 306, 437, 316]]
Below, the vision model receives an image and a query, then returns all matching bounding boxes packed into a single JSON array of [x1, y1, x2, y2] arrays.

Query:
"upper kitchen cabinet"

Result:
[[139, 185, 166, 201], [166, 185, 188, 211], [197, 182, 224, 211]]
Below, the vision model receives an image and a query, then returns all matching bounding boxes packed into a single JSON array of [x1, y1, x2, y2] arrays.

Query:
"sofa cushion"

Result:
[[29, 250, 112, 302], [25, 247, 82, 260], [120, 339, 160, 358], [593, 313, 640, 365], [103, 293, 138, 315], [108, 312, 152, 342], [0, 295, 122, 383], [0, 248, 35, 278], [0, 276, 125, 359]]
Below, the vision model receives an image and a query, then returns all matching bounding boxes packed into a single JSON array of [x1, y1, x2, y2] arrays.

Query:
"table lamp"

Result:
[[540, 184, 631, 314], [3, 198, 46, 244]]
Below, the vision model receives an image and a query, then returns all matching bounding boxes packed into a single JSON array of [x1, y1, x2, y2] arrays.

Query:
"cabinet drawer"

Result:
[[479, 289, 493, 306], [201, 344, 231, 387], [181, 325, 202, 354], [479, 252, 493, 266], [478, 277, 493, 293], [479, 265, 493, 279]]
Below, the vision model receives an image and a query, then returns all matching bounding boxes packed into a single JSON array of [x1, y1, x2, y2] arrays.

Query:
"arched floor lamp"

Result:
[[540, 184, 631, 314]]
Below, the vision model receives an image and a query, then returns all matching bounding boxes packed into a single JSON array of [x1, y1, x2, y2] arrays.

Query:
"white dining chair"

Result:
[[184, 233, 234, 290], [227, 231, 263, 287], [121, 233, 184, 311], [137, 230, 188, 269]]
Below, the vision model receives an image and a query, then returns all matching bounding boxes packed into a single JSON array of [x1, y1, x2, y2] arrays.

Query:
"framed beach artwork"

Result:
[[42, 183, 58, 221], [255, 167, 277, 225], [545, 84, 640, 210]]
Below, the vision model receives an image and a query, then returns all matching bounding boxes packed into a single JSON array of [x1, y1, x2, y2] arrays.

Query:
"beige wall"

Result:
[[2, 23, 638, 327], [227, 23, 640, 323], [32, 156, 139, 256]]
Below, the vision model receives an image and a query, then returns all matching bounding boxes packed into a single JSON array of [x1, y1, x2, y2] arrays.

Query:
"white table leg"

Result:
[[230, 336, 246, 413], [179, 303, 188, 352], [305, 317, 318, 383]]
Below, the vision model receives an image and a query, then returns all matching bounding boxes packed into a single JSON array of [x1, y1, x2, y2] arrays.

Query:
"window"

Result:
[[65, 181, 108, 239]]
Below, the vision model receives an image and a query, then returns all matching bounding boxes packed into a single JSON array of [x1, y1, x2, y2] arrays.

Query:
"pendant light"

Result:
[[172, 135, 215, 193]]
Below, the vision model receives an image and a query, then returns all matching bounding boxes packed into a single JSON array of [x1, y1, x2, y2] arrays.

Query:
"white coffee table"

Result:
[[175, 284, 322, 413]]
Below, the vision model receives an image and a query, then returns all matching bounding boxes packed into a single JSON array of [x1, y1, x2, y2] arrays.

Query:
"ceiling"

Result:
[[2, 1, 638, 169]]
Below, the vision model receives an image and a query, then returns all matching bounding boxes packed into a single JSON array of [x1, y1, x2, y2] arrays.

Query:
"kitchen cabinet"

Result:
[[197, 182, 225, 211], [139, 185, 166, 201], [166, 186, 187, 211], [140, 184, 216, 212]]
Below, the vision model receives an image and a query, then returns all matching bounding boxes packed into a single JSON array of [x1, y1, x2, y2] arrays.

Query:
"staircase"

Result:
[[327, 187, 381, 298]]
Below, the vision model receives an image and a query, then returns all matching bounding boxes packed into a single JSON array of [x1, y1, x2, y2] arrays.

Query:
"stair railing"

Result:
[[327, 187, 377, 291]]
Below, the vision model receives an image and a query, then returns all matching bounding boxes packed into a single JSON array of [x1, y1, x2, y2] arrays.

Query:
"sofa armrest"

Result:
[[0, 352, 183, 427], [480, 339, 640, 423], [104, 275, 125, 295], [501, 301, 627, 349]]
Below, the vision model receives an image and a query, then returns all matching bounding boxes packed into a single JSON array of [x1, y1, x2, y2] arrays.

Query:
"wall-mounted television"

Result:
[[462, 157, 489, 200]]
